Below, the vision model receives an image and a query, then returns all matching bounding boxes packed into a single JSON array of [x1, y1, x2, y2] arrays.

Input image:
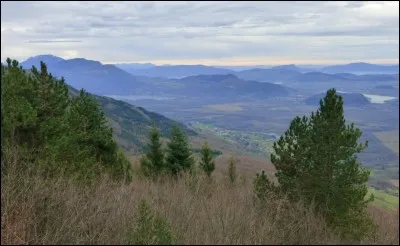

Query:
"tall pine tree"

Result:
[[270, 88, 374, 239], [140, 124, 165, 177]]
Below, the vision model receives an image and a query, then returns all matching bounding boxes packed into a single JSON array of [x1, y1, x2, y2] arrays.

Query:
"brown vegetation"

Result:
[[1, 159, 398, 245]]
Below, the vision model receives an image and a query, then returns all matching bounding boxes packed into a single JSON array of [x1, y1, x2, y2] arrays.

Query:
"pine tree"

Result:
[[1, 59, 39, 148], [228, 156, 237, 184], [30, 61, 70, 147], [270, 88, 374, 239], [1, 58, 132, 182], [165, 125, 194, 175], [199, 141, 215, 178], [63, 89, 131, 181], [127, 199, 174, 245], [253, 171, 276, 203], [140, 124, 165, 178]]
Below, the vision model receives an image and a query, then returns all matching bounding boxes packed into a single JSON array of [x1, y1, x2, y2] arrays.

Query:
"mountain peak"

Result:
[[21, 54, 65, 68], [348, 62, 370, 65], [271, 64, 301, 72], [65, 58, 102, 66], [183, 74, 239, 82]]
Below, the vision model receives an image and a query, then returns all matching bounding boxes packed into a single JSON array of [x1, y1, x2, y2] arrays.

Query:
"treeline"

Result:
[[139, 124, 216, 178]]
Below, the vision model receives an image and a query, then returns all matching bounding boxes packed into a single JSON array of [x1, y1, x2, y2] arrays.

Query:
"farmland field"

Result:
[[374, 130, 399, 155]]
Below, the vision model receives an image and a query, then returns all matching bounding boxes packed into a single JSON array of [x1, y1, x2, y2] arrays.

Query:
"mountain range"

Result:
[[20, 55, 291, 99], [114, 61, 399, 78], [19, 55, 399, 104], [320, 62, 399, 75], [21, 56, 144, 95], [115, 64, 233, 78]]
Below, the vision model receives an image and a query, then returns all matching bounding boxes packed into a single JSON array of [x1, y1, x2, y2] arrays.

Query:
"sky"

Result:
[[1, 1, 399, 66]]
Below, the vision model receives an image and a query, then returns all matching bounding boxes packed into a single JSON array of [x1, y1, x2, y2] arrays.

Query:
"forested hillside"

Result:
[[68, 85, 197, 154]]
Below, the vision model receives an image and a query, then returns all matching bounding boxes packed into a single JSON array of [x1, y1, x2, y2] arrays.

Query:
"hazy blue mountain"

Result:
[[21, 55, 398, 100], [270, 64, 304, 72], [114, 63, 156, 74], [20, 55, 289, 101], [124, 64, 234, 78], [21, 55, 145, 95], [305, 92, 371, 106], [126, 73, 290, 100], [320, 62, 399, 74], [214, 65, 273, 71], [235, 67, 398, 84], [21, 54, 65, 68], [173, 74, 289, 99], [234, 68, 302, 82]]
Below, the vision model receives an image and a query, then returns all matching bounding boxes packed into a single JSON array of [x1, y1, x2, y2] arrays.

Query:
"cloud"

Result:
[[1, 1, 399, 65], [27, 40, 83, 44]]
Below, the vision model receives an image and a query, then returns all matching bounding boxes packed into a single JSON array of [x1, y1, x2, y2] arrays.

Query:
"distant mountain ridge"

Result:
[[21, 55, 290, 100], [114, 63, 157, 74], [115, 61, 398, 78], [125, 64, 234, 78], [21, 55, 145, 96], [171, 74, 290, 100], [320, 62, 399, 74], [20, 55, 399, 101]]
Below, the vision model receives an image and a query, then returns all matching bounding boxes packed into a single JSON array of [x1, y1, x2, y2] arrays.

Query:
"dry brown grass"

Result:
[[1, 153, 399, 245]]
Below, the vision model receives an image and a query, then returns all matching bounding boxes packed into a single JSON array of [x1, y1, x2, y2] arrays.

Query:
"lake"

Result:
[[335, 91, 397, 104], [362, 94, 397, 104]]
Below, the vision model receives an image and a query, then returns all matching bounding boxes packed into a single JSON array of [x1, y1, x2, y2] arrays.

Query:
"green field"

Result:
[[191, 121, 275, 158], [368, 188, 399, 210]]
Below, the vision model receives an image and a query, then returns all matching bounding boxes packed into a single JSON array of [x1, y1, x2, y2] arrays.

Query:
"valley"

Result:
[[19, 55, 400, 210]]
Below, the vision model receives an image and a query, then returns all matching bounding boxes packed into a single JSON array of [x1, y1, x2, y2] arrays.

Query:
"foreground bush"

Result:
[[2, 162, 398, 245], [126, 199, 174, 245]]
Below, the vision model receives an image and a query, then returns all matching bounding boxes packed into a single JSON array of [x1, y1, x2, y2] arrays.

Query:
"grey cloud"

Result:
[[1, 1, 398, 64], [277, 28, 398, 37], [28, 40, 83, 44]]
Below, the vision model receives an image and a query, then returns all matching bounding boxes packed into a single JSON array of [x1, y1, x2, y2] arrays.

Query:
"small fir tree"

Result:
[[165, 125, 194, 175], [199, 141, 215, 178]]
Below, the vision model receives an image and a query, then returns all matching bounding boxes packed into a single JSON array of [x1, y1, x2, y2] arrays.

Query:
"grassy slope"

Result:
[[368, 188, 399, 210]]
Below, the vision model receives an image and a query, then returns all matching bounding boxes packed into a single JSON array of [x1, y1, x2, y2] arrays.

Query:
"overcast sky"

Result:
[[1, 1, 399, 65]]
